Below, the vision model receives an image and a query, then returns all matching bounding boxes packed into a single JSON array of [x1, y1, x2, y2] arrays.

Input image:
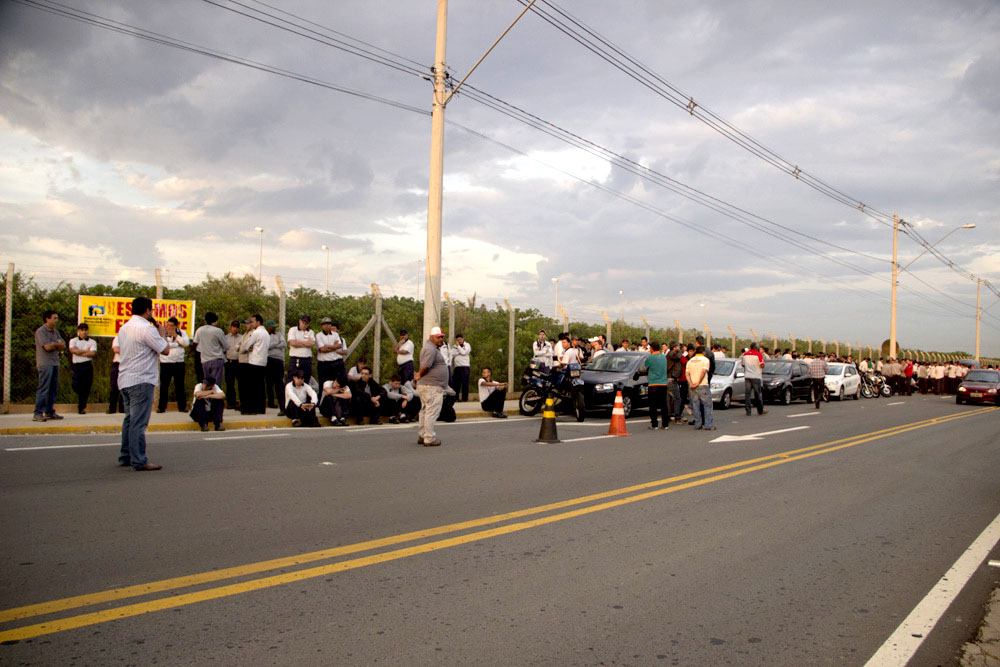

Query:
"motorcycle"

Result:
[[519, 359, 586, 421], [860, 371, 892, 398]]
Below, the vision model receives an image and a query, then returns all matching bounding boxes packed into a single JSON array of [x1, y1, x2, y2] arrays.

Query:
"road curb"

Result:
[[0, 408, 519, 435]]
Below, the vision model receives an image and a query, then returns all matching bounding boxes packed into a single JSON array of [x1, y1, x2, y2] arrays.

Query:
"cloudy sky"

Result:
[[1, 0, 998, 355]]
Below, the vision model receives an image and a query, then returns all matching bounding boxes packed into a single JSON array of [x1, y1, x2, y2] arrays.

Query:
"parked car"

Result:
[[824, 362, 861, 400], [761, 359, 814, 404], [579, 352, 649, 417], [709, 358, 747, 409], [956, 369, 1000, 405]]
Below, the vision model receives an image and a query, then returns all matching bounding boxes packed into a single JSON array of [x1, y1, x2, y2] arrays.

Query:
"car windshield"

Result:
[[762, 360, 792, 375], [715, 360, 735, 375], [964, 370, 999, 383], [587, 354, 637, 372], [826, 363, 844, 376]]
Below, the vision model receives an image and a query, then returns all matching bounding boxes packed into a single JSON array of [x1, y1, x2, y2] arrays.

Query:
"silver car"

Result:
[[709, 358, 747, 410]]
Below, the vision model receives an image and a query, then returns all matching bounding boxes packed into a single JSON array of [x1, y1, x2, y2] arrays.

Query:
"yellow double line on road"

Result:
[[1, 407, 994, 642]]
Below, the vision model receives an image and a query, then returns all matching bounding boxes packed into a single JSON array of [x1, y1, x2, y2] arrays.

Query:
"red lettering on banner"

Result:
[[124, 301, 133, 316], [116, 301, 126, 316]]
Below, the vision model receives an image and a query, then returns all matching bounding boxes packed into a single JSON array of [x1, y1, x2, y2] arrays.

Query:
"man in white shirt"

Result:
[[223, 319, 242, 409], [189, 375, 225, 432], [117, 296, 170, 471], [264, 319, 286, 413], [637, 337, 651, 353], [106, 334, 124, 414], [588, 337, 606, 361], [284, 370, 319, 427], [68, 322, 98, 414], [449, 333, 472, 402], [532, 330, 554, 364], [477, 367, 508, 418], [319, 377, 352, 426], [553, 335, 582, 368], [243, 314, 271, 414], [287, 314, 316, 383], [316, 317, 346, 388], [347, 357, 367, 382], [393, 329, 416, 384], [157, 317, 190, 413]]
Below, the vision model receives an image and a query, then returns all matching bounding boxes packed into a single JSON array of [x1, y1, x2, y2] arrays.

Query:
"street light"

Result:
[[890, 219, 975, 358], [618, 289, 624, 322], [552, 277, 559, 323], [253, 227, 264, 288], [321, 245, 330, 293]]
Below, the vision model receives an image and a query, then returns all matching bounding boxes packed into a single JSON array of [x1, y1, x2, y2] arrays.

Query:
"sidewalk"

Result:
[[0, 400, 520, 435]]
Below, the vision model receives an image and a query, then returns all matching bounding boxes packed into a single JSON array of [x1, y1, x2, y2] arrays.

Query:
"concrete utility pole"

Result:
[[254, 227, 264, 289], [890, 213, 899, 360], [976, 278, 981, 362]]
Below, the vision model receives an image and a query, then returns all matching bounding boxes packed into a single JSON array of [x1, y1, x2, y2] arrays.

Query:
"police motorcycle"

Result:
[[519, 356, 587, 421]]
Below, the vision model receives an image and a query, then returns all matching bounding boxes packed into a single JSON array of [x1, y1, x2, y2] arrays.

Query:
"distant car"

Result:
[[956, 369, 1000, 405], [709, 358, 747, 409], [824, 362, 861, 400], [955, 359, 981, 370], [580, 352, 649, 417], [761, 359, 814, 404]]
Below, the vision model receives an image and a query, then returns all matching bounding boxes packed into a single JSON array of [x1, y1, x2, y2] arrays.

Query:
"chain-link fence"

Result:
[[3, 262, 995, 411]]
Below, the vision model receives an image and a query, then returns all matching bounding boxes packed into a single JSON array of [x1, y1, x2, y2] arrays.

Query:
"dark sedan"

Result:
[[580, 352, 649, 417], [956, 369, 1000, 405], [761, 359, 814, 404]]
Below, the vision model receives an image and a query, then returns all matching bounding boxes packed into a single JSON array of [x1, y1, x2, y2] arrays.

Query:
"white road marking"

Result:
[[559, 435, 617, 443], [709, 425, 811, 443], [886, 401, 905, 406], [988, 559, 1000, 568], [864, 509, 1000, 667], [203, 433, 289, 441], [788, 412, 819, 418], [5, 443, 120, 451]]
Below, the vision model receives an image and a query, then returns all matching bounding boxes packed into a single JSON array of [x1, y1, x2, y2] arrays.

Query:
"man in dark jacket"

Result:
[[350, 366, 384, 425]]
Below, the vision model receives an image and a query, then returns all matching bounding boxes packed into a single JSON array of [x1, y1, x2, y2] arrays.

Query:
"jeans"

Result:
[[690, 385, 714, 428], [34, 365, 59, 416], [744, 378, 764, 415], [120, 383, 155, 469]]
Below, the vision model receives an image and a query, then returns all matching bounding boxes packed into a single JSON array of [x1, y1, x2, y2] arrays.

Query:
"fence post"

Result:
[[789, 333, 796, 354], [749, 328, 758, 343], [819, 338, 826, 354], [846, 341, 852, 357], [559, 306, 568, 333], [601, 311, 611, 345], [372, 284, 382, 383], [641, 316, 650, 341], [154, 269, 163, 300], [444, 291, 455, 348], [727, 325, 736, 354], [832, 339, 839, 357], [770, 331, 777, 352], [3, 262, 12, 414], [703, 323, 711, 349], [804, 336, 812, 353], [504, 300, 515, 385], [674, 320, 683, 346], [275, 276, 286, 339]]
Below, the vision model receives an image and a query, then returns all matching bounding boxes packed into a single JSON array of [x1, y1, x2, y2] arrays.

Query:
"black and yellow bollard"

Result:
[[534, 397, 560, 443]]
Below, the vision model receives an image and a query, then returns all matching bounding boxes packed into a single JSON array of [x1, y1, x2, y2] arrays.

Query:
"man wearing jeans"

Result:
[[117, 297, 169, 471], [685, 345, 715, 430], [741, 342, 768, 417], [33, 310, 66, 422], [414, 327, 448, 446], [806, 352, 828, 409]]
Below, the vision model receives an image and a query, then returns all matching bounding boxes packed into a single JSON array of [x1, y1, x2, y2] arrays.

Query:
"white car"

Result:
[[825, 362, 861, 400]]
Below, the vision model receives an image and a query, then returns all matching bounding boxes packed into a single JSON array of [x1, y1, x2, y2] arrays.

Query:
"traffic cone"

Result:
[[534, 397, 560, 443], [607, 391, 629, 436]]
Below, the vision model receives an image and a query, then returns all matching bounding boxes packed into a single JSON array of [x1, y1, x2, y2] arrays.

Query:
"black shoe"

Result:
[[704, 426, 717, 431], [105, 408, 116, 414], [687, 420, 696, 426], [215, 424, 225, 432], [156, 408, 165, 414], [45, 412, 64, 420], [388, 416, 399, 424], [78, 409, 86, 415], [277, 410, 286, 417], [200, 424, 209, 432], [659, 425, 668, 430]]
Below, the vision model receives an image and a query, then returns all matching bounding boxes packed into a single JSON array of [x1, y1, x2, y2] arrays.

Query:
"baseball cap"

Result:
[[292, 369, 305, 378], [588, 336, 600, 343], [429, 326, 444, 337], [243, 317, 253, 324], [265, 319, 277, 327], [300, 314, 311, 322], [320, 317, 332, 324]]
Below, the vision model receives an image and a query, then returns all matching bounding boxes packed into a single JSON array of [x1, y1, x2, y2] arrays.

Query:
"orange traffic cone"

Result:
[[607, 390, 629, 436], [534, 397, 560, 443]]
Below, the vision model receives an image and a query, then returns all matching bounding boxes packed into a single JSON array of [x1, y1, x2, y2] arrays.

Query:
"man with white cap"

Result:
[[414, 326, 448, 446], [588, 336, 606, 362]]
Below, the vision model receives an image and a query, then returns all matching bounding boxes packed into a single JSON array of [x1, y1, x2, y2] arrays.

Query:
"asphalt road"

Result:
[[1, 394, 998, 666]]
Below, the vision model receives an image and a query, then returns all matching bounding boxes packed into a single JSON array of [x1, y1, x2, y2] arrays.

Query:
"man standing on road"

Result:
[[666, 341, 684, 424], [33, 310, 66, 422], [741, 342, 768, 417], [68, 322, 97, 414], [450, 333, 472, 402], [643, 341, 669, 430], [117, 296, 169, 471], [685, 345, 714, 430], [806, 352, 828, 409], [414, 326, 448, 447], [192, 312, 227, 399]]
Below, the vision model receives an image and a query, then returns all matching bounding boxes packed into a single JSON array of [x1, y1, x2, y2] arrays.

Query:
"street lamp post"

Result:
[[552, 277, 559, 323], [890, 220, 975, 359], [618, 290, 624, 322], [321, 245, 330, 293], [253, 227, 264, 289]]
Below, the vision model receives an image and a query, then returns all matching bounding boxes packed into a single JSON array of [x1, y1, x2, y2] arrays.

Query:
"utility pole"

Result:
[[422, 0, 449, 338], [976, 278, 981, 362], [889, 213, 899, 359]]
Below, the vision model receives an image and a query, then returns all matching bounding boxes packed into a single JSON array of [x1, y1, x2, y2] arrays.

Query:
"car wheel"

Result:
[[955, 395, 963, 405], [720, 389, 731, 410], [519, 389, 542, 416], [853, 385, 860, 400], [575, 391, 586, 422], [781, 387, 792, 405], [621, 391, 633, 418], [838, 387, 845, 401]]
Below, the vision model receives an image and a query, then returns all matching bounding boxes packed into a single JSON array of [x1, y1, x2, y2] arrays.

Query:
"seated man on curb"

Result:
[[401, 379, 421, 423], [382, 375, 411, 423], [350, 367, 384, 425], [319, 377, 352, 426], [285, 370, 319, 427], [477, 367, 508, 418], [190, 375, 225, 432]]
